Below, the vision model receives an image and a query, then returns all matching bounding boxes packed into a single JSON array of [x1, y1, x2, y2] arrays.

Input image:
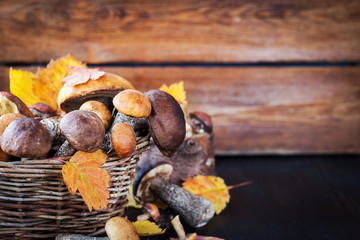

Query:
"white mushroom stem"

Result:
[[54, 140, 76, 157], [171, 215, 186, 240], [40, 118, 66, 150]]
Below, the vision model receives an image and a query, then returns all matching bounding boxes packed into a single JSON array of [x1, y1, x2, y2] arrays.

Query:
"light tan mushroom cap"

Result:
[[58, 72, 135, 113], [105, 216, 139, 240], [113, 89, 152, 118]]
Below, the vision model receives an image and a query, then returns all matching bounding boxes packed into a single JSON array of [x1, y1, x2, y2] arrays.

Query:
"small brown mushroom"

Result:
[[0, 113, 26, 161], [171, 215, 198, 240], [0, 91, 34, 118], [189, 111, 213, 134], [102, 90, 151, 153], [111, 123, 137, 158], [105, 216, 140, 240], [80, 101, 112, 130], [29, 102, 57, 119], [145, 90, 186, 157], [137, 203, 161, 222], [1, 117, 51, 158], [58, 110, 105, 154]]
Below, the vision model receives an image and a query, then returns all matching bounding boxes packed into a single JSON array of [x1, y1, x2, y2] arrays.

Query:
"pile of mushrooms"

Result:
[[0, 70, 186, 162]]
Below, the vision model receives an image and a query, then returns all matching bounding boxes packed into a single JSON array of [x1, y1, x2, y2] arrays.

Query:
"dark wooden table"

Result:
[[195, 155, 360, 239]]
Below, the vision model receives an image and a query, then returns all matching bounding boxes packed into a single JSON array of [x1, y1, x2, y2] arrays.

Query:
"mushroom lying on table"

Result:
[[133, 162, 215, 228]]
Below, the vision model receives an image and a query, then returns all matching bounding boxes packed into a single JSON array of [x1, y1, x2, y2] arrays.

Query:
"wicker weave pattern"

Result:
[[0, 134, 150, 239]]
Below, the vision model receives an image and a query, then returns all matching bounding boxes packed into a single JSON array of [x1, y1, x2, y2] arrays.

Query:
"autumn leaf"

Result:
[[61, 66, 105, 87], [61, 150, 110, 212], [126, 175, 143, 209], [10, 54, 85, 112], [159, 81, 187, 105], [132, 220, 166, 236], [9, 68, 41, 106], [183, 175, 252, 214]]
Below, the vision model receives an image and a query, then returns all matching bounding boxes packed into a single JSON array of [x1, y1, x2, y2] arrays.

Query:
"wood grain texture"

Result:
[[0, 66, 359, 154], [0, 0, 359, 63]]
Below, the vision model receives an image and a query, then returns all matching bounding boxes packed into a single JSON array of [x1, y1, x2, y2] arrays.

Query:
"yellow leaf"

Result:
[[126, 175, 143, 209], [159, 81, 187, 105], [182, 175, 230, 215], [132, 220, 166, 236], [33, 54, 86, 111], [61, 150, 110, 212], [9, 54, 85, 112], [9, 68, 41, 106]]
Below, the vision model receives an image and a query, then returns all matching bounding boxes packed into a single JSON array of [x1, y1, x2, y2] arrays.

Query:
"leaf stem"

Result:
[[52, 158, 68, 164], [227, 181, 253, 190]]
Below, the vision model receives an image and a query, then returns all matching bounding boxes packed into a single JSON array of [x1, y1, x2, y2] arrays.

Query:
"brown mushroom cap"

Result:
[[189, 111, 213, 134], [79, 100, 112, 130], [58, 72, 135, 113], [111, 123, 137, 158], [145, 90, 186, 157], [0, 91, 34, 118], [0, 113, 26, 137], [29, 102, 57, 119], [1, 118, 51, 158], [113, 89, 152, 118], [105, 216, 140, 240], [60, 110, 105, 152]]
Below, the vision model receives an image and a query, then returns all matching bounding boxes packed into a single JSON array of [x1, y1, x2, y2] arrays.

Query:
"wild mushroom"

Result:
[[189, 111, 213, 134], [79, 100, 112, 130], [105, 216, 140, 240], [145, 90, 186, 157], [102, 89, 151, 153], [0, 113, 26, 161], [137, 203, 160, 222], [57, 72, 134, 113], [0, 91, 34, 117], [171, 215, 197, 240], [29, 102, 57, 119], [133, 162, 215, 228], [110, 123, 137, 158], [54, 110, 105, 157], [1, 117, 51, 158]]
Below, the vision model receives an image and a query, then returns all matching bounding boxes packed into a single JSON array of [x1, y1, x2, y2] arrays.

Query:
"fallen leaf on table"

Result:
[[10, 54, 85, 112], [132, 220, 166, 236], [183, 175, 252, 214], [61, 150, 110, 212]]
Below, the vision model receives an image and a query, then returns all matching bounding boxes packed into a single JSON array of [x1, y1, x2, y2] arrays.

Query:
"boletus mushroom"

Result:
[[55, 110, 105, 157], [0, 91, 34, 118], [111, 123, 137, 158], [105, 216, 140, 240], [79, 100, 112, 130], [133, 162, 215, 228], [1, 117, 51, 158], [57, 72, 134, 113], [145, 90, 186, 157], [29, 102, 57, 119]]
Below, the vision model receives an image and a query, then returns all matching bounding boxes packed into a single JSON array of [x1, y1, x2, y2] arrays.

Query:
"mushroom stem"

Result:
[[149, 177, 215, 228], [171, 215, 186, 240], [40, 118, 66, 150], [54, 140, 76, 157], [55, 234, 109, 240]]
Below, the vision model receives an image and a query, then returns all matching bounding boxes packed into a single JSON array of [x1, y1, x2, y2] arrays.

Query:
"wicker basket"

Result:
[[0, 134, 150, 239]]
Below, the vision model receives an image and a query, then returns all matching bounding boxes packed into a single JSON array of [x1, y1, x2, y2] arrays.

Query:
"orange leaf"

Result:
[[62, 150, 110, 212], [10, 54, 85, 112], [183, 175, 229, 215]]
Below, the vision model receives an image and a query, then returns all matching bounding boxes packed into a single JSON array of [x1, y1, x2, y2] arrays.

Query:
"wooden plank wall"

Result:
[[0, 0, 359, 155]]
